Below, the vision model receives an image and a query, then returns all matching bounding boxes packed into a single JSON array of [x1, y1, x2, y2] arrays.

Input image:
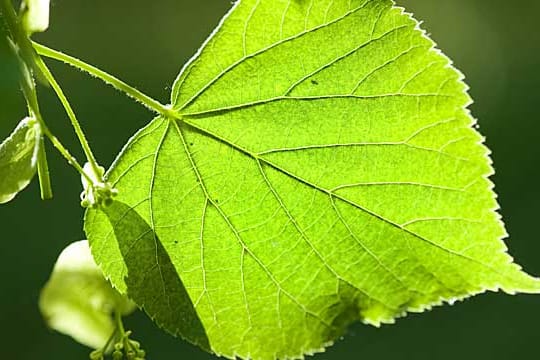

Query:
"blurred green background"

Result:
[[1, 0, 539, 359]]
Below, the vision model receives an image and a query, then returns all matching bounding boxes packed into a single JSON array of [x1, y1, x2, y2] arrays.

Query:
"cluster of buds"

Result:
[[89, 330, 146, 360], [80, 162, 118, 208], [112, 331, 146, 360]]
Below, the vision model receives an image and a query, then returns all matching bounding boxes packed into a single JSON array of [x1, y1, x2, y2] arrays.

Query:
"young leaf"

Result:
[[39, 240, 136, 350], [0, 116, 40, 204], [20, 0, 50, 34], [85, 0, 540, 359]]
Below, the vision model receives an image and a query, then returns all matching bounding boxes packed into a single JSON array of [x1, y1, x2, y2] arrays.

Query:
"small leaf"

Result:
[[86, 1, 540, 359], [39, 240, 136, 350], [20, 0, 50, 34], [0, 117, 40, 204]]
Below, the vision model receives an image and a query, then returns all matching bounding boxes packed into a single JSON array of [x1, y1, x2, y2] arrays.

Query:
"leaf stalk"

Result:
[[33, 41, 177, 119]]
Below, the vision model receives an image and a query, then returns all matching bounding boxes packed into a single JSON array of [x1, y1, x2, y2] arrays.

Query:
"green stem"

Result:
[[32, 54, 102, 179], [21, 63, 53, 200], [115, 311, 126, 337], [0, 0, 18, 38], [1, 0, 45, 83], [36, 136, 53, 200], [22, 77, 92, 184], [33, 41, 177, 118], [12, 43, 93, 184], [102, 326, 118, 353], [2, 0, 93, 184]]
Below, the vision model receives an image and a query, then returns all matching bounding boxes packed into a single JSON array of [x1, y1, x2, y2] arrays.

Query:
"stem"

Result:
[[36, 136, 53, 200], [22, 78, 93, 184], [12, 42, 93, 184], [115, 311, 126, 336], [102, 326, 118, 353], [1, 0, 17, 36], [2, 0, 93, 184], [32, 54, 102, 179], [22, 68, 53, 200], [33, 41, 177, 118], [1, 0, 45, 83]]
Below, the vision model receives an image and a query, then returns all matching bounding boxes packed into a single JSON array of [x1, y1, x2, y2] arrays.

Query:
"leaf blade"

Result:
[[0, 117, 40, 204], [84, 118, 211, 351], [87, 1, 540, 359]]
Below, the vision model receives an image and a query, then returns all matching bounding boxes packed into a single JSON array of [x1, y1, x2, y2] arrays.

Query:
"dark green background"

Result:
[[1, 1, 539, 359]]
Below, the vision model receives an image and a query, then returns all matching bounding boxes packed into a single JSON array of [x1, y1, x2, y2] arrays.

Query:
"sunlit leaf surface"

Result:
[[85, 1, 540, 358], [0, 117, 40, 204]]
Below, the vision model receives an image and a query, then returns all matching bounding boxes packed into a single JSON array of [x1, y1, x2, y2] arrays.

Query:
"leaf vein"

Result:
[[177, 0, 374, 111], [173, 121, 335, 330], [257, 159, 400, 311]]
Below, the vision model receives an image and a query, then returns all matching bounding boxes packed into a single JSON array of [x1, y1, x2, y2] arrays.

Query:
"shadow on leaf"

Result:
[[101, 200, 210, 352]]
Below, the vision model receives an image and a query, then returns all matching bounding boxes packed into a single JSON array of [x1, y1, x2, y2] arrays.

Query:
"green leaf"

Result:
[[85, 0, 540, 359], [0, 117, 40, 204], [39, 240, 136, 350], [86, 199, 210, 351]]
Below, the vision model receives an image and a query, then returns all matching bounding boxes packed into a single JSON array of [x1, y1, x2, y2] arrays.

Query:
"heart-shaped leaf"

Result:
[[85, 1, 540, 359]]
